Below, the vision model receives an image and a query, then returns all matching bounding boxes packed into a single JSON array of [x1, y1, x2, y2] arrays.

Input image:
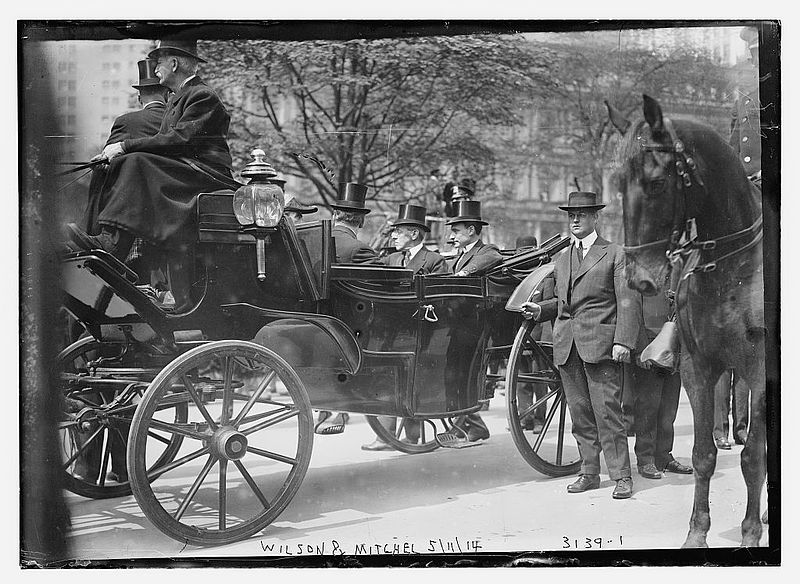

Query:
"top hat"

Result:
[[148, 39, 207, 63], [331, 182, 371, 214], [391, 204, 430, 231], [132, 59, 161, 89], [558, 191, 606, 211], [283, 194, 318, 215], [446, 200, 489, 225]]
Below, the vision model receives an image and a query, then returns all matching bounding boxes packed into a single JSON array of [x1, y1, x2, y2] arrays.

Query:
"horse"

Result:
[[608, 94, 767, 548]]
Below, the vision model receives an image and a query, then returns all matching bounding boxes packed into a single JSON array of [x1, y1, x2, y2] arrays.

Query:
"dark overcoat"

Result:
[[332, 225, 380, 264], [452, 239, 503, 276], [384, 246, 449, 275], [96, 77, 239, 244], [538, 235, 638, 365]]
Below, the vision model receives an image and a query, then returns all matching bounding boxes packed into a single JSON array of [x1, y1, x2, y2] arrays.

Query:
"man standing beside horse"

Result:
[[521, 192, 638, 499]]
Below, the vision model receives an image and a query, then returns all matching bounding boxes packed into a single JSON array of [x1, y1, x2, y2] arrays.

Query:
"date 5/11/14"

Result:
[[563, 536, 623, 549]]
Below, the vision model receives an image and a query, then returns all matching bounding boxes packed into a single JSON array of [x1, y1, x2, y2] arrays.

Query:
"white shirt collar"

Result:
[[407, 242, 425, 259], [141, 99, 165, 109], [462, 239, 479, 253], [573, 230, 598, 255], [179, 75, 197, 90]]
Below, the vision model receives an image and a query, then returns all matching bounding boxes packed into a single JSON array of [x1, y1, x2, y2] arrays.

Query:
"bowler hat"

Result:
[[132, 59, 161, 89], [558, 191, 605, 211], [392, 204, 430, 231], [331, 182, 371, 214], [148, 39, 207, 63], [283, 194, 318, 215], [446, 200, 489, 225]]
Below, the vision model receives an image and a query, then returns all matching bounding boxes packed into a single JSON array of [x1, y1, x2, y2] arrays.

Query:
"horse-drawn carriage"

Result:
[[58, 150, 577, 546]]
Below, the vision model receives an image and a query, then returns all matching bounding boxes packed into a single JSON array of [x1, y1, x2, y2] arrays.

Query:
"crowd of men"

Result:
[[64, 35, 760, 498]]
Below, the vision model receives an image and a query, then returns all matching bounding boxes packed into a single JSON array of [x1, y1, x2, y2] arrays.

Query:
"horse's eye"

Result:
[[647, 178, 666, 195]]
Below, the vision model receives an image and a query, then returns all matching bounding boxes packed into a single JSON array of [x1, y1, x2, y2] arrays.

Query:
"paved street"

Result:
[[63, 389, 769, 562]]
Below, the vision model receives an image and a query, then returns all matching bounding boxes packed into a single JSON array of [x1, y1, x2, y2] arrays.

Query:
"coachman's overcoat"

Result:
[[94, 77, 239, 244]]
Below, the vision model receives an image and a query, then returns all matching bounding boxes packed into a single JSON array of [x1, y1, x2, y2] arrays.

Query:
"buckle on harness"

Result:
[[698, 240, 717, 251]]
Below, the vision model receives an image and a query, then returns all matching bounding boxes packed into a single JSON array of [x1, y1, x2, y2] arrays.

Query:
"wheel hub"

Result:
[[211, 426, 248, 460]]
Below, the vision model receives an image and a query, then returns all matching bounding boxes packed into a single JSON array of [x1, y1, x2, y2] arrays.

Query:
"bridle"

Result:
[[622, 117, 763, 282]]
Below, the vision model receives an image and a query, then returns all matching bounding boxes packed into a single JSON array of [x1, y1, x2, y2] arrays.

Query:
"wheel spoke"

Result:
[[240, 407, 299, 436], [146, 445, 211, 481], [395, 418, 404, 440], [146, 429, 172, 446], [237, 406, 289, 427], [420, 420, 426, 444], [233, 459, 271, 509], [148, 417, 208, 441], [174, 454, 218, 521], [98, 429, 111, 486], [181, 374, 218, 430], [517, 387, 560, 424], [218, 459, 228, 531], [61, 425, 105, 469], [532, 392, 562, 452], [246, 445, 297, 466], [231, 369, 277, 427], [221, 356, 233, 425]]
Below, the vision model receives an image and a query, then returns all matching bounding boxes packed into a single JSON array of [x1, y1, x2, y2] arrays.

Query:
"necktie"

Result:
[[402, 249, 411, 267], [577, 241, 584, 265], [456, 249, 465, 271]]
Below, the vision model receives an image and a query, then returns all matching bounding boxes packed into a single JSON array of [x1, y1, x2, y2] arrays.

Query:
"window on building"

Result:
[[68, 96, 76, 107], [112, 45, 121, 52], [68, 80, 76, 91], [102, 80, 110, 90], [102, 62, 110, 72], [67, 114, 76, 126], [112, 80, 120, 89], [112, 97, 120, 106], [68, 62, 76, 73], [57, 80, 67, 91], [57, 96, 66, 106], [58, 62, 67, 73]]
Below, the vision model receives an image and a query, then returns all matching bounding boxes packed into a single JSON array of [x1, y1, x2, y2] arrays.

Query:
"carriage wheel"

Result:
[[127, 340, 313, 546], [506, 320, 581, 477], [58, 337, 187, 499], [365, 416, 450, 454]]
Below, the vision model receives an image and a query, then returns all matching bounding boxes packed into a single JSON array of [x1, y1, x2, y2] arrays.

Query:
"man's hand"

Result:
[[521, 301, 542, 321], [454, 269, 469, 277], [99, 142, 126, 162], [612, 344, 631, 363]]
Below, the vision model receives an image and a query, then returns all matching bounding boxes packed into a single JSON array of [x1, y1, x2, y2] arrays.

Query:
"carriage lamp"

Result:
[[233, 148, 286, 280]]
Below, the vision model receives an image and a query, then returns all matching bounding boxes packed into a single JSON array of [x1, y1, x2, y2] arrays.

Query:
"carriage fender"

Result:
[[252, 318, 362, 375], [504, 263, 555, 313]]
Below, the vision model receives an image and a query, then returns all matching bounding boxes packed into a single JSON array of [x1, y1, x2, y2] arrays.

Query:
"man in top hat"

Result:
[[436, 200, 503, 446], [283, 193, 318, 224], [520, 192, 638, 499], [361, 203, 449, 451], [68, 39, 239, 312]]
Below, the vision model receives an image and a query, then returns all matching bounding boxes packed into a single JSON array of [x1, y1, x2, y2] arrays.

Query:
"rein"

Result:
[[622, 117, 763, 281]]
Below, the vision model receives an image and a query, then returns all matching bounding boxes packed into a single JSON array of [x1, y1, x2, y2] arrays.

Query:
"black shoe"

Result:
[[612, 477, 633, 499], [467, 429, 489, 442], [715, 437, 732, 450], [567, 474, 600, 493], [637, 463, 663, 480], [662, 459, 693, 474]]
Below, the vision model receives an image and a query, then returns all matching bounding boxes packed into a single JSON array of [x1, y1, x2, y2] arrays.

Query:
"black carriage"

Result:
[[58, 152, 579, 545]]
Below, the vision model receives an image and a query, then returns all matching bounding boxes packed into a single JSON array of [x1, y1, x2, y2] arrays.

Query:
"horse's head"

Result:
[[608, 95, 707, 295]]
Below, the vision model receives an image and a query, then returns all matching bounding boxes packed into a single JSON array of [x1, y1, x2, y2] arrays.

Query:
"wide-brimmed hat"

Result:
[[283, 194, 318, 215], [391, 204, 429, 231], [446, 200, 489, 225], [558, 191, 606, 211], [132, 59, 161, 89], [147, 39, 207, 63], [331, 182, 371, 214]]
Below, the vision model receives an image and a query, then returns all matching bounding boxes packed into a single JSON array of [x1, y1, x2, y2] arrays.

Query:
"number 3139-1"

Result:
[[562, 536, 623, 549]]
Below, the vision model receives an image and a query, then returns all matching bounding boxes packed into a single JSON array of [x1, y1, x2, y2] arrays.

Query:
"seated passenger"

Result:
[[283, 193, 318, 224], [67, 39, 240, 312], [362, 203, 449, 452]]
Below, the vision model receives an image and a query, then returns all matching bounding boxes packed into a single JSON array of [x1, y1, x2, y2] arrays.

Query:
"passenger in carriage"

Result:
[[361, 203, 449, 451], [437, 200, 502, 446], [67, 39, 240, 312], [315, 182, 379, 435], [283, 194, 318, 224]]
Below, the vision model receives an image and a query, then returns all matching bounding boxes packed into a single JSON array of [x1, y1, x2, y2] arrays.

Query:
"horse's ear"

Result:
[[605, 100, 631, 134], [642, 94, 665, 133]]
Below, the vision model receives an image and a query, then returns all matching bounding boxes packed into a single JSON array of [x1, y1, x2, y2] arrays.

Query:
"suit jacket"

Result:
[[452, 239, 503, 276], [123, 76, 234, 175], [538, 234, 638, 365], [332, 225, 380, 264], [105, 102, 166, 146], [384, 246, 449, 275]]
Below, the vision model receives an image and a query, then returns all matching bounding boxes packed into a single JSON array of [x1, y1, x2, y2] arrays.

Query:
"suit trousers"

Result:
[[713, 369, 749, 443], [559, 343, 631, 480], [630, 365, 682, 469]]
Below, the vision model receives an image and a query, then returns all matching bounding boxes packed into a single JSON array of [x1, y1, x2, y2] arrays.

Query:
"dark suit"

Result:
[[94, 76, 239, 244], [630, 291, 683, 470], [538, 234, 638, 479], [384, 246, 449, 275], [452, 239, 503, 275], [332, 225, 380, 264]]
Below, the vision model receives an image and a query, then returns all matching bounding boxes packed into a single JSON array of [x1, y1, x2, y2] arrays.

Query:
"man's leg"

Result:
[[655, 370, 690, 472], [362, 416, 396, 451], [631, 365, 660, 473], [584, 359, 631, 481], [713, 370, 733, 448], [559, 345, 601, 478], [731, 372, 750, 445]]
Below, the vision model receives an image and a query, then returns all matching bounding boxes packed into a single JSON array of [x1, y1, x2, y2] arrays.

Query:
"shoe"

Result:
[[715, 437, 732, 450], [567, 474, 600, 493], [662, 460, 693, 474], [735, 432, 747, 445], [612, 477, 633, 499], [361, 439, 393, 452], [67, 223, 132, 260], [467, 428, 489, 442], [532, 420, 544, 434], [106, 470, 128, 483], [637, 463, 663, 479], [314, 412, 349, 435]]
